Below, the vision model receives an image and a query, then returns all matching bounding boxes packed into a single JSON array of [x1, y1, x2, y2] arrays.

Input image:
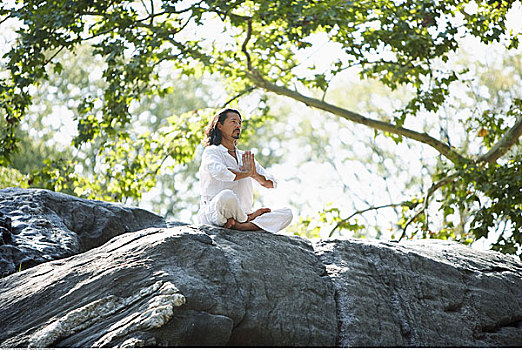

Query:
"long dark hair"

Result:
[[204, 108, 242, 146]]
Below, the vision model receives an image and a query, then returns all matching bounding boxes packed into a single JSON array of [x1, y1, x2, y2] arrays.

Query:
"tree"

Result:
[[0, 0, 521, 255], [287, 49, 521, 250], [2, 40, 233, 206]]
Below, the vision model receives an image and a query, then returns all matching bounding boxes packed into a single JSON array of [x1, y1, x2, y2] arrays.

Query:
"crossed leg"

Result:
[[224, 207, 271, 231], [248, 208, 271, 221], [223, 218, 256, 230], [205, 190, 287, 232], [208, 190, 271, 231]]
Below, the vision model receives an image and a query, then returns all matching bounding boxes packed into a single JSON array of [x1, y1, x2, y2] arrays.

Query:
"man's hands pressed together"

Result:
[[237, 151, 274, 189], [240, 151, 255, 176]]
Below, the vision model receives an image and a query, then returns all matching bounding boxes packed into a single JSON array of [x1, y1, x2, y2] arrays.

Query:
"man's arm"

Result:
[[229, 168, 274, 188], [203, 148, 237, 182], [233, 151, 274, 188], [252, 172, 274, 188], [228, 168, 252, 181]]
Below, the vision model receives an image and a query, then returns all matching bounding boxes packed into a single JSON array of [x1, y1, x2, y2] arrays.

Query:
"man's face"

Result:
[[218, 112, 242, 140]]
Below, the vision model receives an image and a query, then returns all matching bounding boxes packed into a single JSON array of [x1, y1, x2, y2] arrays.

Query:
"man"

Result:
[[197, 108, 293, 232]]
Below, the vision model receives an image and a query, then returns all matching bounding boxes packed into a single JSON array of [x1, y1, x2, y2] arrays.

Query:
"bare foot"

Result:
[[247, 208, 271, 221], [231, 221, 260, 231], [224, 218, 235, 229]]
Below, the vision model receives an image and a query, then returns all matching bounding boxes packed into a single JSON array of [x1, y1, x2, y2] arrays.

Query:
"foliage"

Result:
[[291, 204, 366, 240], [0, 0, 521, 255], [455, 159, 522, 256], [1, 0, 518, 159], [0, 166, 28, 189], [288, 50, 522, 256], [24, 108, 213, 201]]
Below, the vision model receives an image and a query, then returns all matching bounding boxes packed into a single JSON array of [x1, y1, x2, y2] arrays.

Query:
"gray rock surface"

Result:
[[0, 187, 165, 277], [314, 239, 522, 347], [0, 188, 521, 347], [0, 226, 337, 347]]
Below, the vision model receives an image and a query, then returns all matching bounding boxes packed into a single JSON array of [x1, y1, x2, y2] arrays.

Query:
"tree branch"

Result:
[[139, 0, 151, 17], [245, 70, 469, 165], [222, 86, 255, 107], [0, 13, 13, 26], [329, 201, 410, 237], [477, 116, 522, 163], [241, 19, 253, 70], [397, 172, 460, 242], [43, 45, 66, 66], [213, 9, 252, 22]]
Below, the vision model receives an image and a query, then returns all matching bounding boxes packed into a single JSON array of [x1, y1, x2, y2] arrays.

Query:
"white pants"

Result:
[[198, 190, 293, 233]]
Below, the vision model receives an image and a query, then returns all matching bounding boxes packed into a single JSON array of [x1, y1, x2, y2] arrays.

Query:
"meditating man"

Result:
[[197, 108, 293, 232]]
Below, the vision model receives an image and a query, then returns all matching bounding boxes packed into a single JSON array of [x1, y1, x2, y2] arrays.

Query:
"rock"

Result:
[[313, 238, 522, 347], [0, 212, 13, 245], [0, 187, 165, 277], [0, 226, 337, 347], [0, 188, 521, 347], [166, 220, 189, 227]]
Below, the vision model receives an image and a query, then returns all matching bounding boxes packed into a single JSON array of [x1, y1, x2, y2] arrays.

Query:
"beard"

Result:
[[232, 129, 241, 139]]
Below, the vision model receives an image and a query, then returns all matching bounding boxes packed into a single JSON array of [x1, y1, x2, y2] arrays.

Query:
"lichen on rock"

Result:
[[93, 282, 186, 347], [29, 281, 185, 348]]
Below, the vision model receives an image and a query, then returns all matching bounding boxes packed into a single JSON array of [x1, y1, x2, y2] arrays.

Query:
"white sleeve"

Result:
[[255, 162, 278, 189], [202, 148, 236, 182]]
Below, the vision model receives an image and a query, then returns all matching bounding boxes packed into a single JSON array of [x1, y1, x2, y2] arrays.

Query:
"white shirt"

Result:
[[198, 144, 277, 214]]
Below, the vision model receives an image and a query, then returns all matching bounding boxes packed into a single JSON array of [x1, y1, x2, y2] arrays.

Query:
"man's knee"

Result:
[[215, 189, 240, 208], [282, 208, 293, 219], [281, 208, 293, 226]]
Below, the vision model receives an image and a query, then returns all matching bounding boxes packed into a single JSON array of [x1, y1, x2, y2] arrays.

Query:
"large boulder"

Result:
[[0, 226, 337, 347], [0, 187, 165, 277], [0, 188, 520, 347], [314, 239, 522, 347]]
